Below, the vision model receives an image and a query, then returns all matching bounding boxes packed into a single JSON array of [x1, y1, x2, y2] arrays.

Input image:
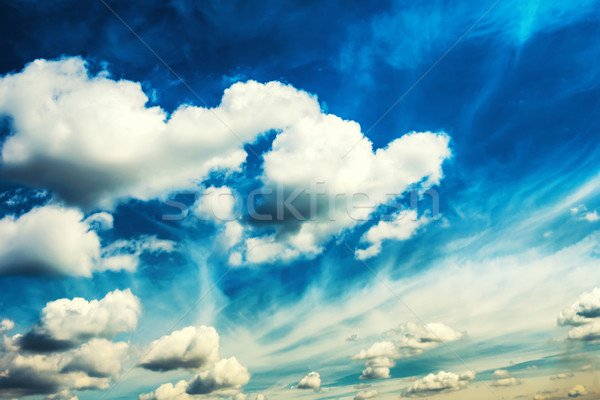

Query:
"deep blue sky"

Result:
[[0, 1, 599, 399]]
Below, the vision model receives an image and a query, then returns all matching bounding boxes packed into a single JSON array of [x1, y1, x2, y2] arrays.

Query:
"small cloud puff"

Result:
[[355, 210, 430, 260], [298, 371, 321, 390], [533, 394, 550, 400], [490, 370, 520, 387], [355, 389, 378, 399], [405, 371, 476, 397]]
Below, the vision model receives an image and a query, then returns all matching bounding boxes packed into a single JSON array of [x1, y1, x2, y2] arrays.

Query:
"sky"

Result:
[[0, 0, 599, 399]]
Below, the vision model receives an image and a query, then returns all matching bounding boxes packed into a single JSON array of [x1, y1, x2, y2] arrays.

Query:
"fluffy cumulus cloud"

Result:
[[138, 380, 190, 400], [0, 57, 450, 265], [139, 357, 250, 399], [405, 371, 476, 397], [355, 389, 378, 400], [60, 339, 128, 378], [0, 319, 13, 334], [138, 326, 220, 371], [558, 287, 600, 341], [0, 205, 100, 276], [0, 57, 319, 210], [186, 357, 250, 396], [138, 326, 250, 399], [568, 385, 587, 397], [353, 323, 463, 379], [0, 291, 135, 398], [240, 128, 450, 264], [20, 289, 140, 351], [297, 371, 321, 390], [0, 205, 175, 277], [352, 341, 396, 380], [355, 210, 430, 260]]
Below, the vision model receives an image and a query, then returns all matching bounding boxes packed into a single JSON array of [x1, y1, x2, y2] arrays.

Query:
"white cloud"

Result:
[[355, 210, 430, 260], [533, 394, 550, 400], [0, 319, 14, 334], [0, 57, 449, 266], [354, 389, 378, 400], [359, 357, 394, 380], [187, 357, 250, 396], [139, 357, 250, 399], [84, 212, 114, 231], [558, 287, 600, 326], [195, 186, 239, 222], [97, 235, 177, 273], [584, 211, 600, 221], [0, 350, 65, 398], [558, 287, 600, 342], [570, 205, 599, 222], [240, 129, 450, 264], [138, 380, 190, 400], [21, 289, 140, 350], [0, 58, 320, 210], [490, 370, 520, 387], [138, 326, 220, 371], [568, 385, 587, 397], [45, 389, 79, 400], [385, 322, 463, 355], [60, 339, 128, 378], [352, 341, 397, 361], [0, 205, 175, 277], [492, 370, 511, 378], [550, 373, 574, 380], [0, 205, 101, 276], [0, 295, 132, 398], [297, 371, 321, 390], [566, 322, 600, 341], [405, 371, 475, 397], [352, 323, 463, 380]]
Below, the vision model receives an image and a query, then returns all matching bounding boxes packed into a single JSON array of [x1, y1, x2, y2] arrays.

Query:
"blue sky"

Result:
[[0, 1, 599, 399]]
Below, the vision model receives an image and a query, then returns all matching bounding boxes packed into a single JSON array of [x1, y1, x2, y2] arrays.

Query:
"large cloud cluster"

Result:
[[558, 287, 600, 341], [138, 326, 250, 399], [0, 290, 139, 399], [238, 129, 449, 264], [352, 323, 463, 379], [0, 57, 318, 210], [0, 57, 450, 265]]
